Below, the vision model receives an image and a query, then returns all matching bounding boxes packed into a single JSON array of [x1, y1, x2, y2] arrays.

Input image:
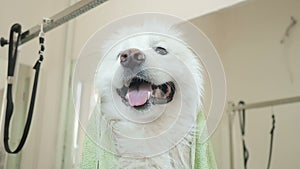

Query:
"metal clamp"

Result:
[[7, 76, 14, 84]]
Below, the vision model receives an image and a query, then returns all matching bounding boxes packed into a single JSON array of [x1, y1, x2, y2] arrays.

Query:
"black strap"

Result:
[[238, 101, 276, 169], [238, 101, 249, 169], [3, 23, 44, 154], [267, 114, 275, 169]]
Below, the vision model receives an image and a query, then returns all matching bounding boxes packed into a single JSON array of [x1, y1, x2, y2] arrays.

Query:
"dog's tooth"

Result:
[[125, 81, 130, 87], [147, 91, 151, 99], [152, 88, 161, 98], [155, 90, 161, 98]]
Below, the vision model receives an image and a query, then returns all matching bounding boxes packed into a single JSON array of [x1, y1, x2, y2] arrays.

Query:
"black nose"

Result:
[[119, 48, 145, 68]]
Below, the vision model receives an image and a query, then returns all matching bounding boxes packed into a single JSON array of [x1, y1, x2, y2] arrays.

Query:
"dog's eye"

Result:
[[154, 47, 168, 55]]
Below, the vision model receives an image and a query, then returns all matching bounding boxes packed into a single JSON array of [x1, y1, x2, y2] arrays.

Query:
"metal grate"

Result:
[[21, 0, 108, 45]]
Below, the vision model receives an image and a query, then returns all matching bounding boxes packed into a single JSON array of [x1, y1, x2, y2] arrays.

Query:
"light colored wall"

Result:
[[192, 0, 300, 168]]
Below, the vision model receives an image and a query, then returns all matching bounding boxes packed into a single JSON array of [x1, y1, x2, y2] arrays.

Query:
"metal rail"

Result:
[[228, 95, 300, 169], [230, 96, 300, 112], [19, 0, 108, 45]]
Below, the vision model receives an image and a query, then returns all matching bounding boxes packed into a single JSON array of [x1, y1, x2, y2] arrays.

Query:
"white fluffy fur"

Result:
[[94, 24, 204, 169]]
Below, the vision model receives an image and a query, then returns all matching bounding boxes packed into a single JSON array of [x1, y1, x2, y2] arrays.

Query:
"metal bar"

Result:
[[227, 102, 235, 169], [231, 96, 300, 112], [227, 96, 300, 169], [20, 0, 108, 45]]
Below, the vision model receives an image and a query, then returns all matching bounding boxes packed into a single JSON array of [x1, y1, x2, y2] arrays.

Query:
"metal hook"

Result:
[[39, 18, 52, 37]]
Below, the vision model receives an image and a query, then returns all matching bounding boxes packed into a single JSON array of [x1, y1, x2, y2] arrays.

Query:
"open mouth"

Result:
[[116, 77, 175, 110]]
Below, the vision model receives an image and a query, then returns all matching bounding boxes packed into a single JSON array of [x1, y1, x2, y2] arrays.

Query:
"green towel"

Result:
[[78, 104, 217, 169], [193, 112, 217, 169]]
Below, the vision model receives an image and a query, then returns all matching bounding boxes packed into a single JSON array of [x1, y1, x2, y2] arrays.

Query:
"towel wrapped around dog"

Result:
[[78, 102, 217, 169]]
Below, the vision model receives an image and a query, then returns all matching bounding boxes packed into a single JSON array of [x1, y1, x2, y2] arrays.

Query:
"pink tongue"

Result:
[[128, 83, 151, 106]]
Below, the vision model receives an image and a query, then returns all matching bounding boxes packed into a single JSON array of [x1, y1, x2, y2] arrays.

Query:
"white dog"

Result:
[[90, 24, 205, 169]]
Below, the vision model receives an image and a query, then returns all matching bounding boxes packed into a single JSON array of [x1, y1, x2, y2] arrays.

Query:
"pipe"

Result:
[[18, 0, 108, 45], [230, 96, 300, 112]]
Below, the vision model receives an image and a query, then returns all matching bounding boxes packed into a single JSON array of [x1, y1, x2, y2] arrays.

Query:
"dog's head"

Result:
[[96, 30, 203, 124], [93, 26, 206, 156]]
